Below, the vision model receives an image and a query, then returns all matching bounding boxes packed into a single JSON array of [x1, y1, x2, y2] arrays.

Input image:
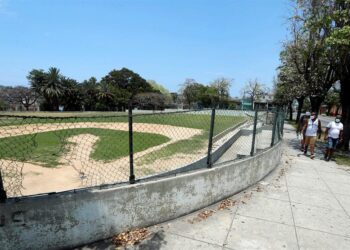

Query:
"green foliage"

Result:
[[147, 80, 173, 105], [102, 67, 153, 98], [25, 67, 162, 112], [324, 89, 340, 106], [180, 78, 232, 109], [327, 26, 350, 46]]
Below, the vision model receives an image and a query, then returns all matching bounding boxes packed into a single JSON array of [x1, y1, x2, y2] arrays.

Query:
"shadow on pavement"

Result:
[[284, 127, 327, 160], [73, 230, 167, 250], [127, 231, 167, 250]]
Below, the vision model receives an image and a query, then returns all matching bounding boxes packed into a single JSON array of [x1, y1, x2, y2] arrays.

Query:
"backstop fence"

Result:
[[0, 109, 285, 199]]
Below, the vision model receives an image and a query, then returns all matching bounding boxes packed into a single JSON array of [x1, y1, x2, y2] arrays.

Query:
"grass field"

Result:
[[0, 128, 170, 167], [0, 111, 244, 133], [134, 114, 246, 165], [0, 111, 246, 168]]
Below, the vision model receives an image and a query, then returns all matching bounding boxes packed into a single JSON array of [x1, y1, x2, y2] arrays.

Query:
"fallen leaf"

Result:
[[198, 210, 215, 220], [112, 228, 150, 247], [218, 199, 236, 210]]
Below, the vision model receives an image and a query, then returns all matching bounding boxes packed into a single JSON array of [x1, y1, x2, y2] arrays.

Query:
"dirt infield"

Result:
[[0, 123, 204, 196]]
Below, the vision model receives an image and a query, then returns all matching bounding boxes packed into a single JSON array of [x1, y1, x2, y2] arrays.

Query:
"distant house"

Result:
[[228, 98, 242, 109], [254, 94, 274, 110]]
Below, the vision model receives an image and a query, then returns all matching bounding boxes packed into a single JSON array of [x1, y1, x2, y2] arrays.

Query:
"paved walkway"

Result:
[[78, 124, 350, 250]]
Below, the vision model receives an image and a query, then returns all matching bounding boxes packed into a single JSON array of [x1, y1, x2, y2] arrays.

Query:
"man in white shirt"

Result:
[[324, 115, 343, 161], [301, 112, 322, 159]]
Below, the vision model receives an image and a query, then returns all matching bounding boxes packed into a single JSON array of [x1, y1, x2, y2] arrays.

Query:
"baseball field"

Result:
[[0, 111, 246, 196]]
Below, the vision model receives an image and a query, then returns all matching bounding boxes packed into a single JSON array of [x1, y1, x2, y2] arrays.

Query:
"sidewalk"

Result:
[[78, 124, 350, 250]]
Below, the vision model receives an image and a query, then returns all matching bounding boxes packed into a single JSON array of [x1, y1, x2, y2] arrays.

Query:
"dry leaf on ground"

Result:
[[198, 210, 215, 219], [218, 199, 236, 210], [112, 228, 150, 247]]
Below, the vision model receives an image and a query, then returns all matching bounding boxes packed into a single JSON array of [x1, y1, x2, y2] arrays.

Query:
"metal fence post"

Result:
[[207, 108, 216, 168], [271, 111, 278, 147], [277, 112, 281, 141], [0, 170, 7, 203], [250, 110, 258, 156], [128, 102, 135, 184], [281, 112, 285, 136]]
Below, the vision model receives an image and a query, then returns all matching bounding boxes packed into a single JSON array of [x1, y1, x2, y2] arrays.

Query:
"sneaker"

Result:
[[310, 154, 315, 159]]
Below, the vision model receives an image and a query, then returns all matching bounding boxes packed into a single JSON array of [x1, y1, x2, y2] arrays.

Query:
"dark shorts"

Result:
[[327, 137, 339, 149]]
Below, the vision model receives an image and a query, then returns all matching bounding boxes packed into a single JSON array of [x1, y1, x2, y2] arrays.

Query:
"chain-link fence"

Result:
[[0, 109, 285, 199]]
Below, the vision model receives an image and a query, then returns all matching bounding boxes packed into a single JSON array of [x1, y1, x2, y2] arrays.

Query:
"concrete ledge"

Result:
[[0, 141, 283, 250]]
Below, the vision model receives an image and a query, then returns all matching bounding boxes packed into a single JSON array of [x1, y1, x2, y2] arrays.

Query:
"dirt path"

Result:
[[0, 123, 203, 196]]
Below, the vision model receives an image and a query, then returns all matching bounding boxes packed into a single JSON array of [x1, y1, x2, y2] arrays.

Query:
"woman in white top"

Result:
[[301, 112, 322, 159], [324, 115, 344, 161]]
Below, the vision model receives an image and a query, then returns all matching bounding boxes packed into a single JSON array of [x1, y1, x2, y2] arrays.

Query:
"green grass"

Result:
[[0, 112, 247, 168], [0, 112, 243, 133], [136, 114, 246, 166], [334, 153, 350, 167], [0, 128, 170, 167]]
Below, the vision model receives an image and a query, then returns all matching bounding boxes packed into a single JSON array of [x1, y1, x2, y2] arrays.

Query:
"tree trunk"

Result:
[[336, 105, 341, 115], [340, 77, 350, 151], [288, 101, 293, 121], [310, 96, 324, 114], [296, 97, 305, 124]]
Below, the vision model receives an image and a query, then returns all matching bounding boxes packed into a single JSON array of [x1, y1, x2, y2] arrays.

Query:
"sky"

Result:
[[0, 0, 290, 97]]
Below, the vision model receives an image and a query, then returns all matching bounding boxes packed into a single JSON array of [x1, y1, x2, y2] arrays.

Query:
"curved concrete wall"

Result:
[[0, 141, 282, 250]]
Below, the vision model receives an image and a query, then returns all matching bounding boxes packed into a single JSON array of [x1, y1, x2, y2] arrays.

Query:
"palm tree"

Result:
[[96, 81, 115, 110], [43, 67, 64, 101], [28, 67, 65, 110]]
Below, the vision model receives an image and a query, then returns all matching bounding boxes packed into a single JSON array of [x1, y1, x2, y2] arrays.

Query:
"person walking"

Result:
[[301, 112, 322, 159], [324, 115, 343, 161], [297, 111, 311, 151]]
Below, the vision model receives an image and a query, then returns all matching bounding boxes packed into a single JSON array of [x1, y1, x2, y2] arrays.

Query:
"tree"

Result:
[[147, 80, 172, 106], [210, 77, 232, 108], [180, 79, 203, 108], [322, 0, 350, 150], [204, 86, 220, 108], [28, 67, 65, 111], [60, 77, 83, 111], [288, 5, 335, 113], [276, 42, 310, 121], [13, 86, 38, 111], [324, 89, 341, 115], [291, 0, 350, 149], [81, 77, 99, 111], [96, 80, 117, 111], [242, 79, 267, 110], [102, 68, 153, 110], [134, 92, 165, 111], [0, 86, 38, 111]]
